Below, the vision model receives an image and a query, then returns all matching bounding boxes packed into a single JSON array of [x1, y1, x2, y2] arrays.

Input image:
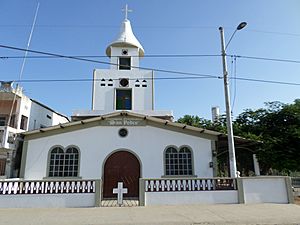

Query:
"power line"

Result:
[[2, 24, 300, 37], [233, 55, 300, 64], [0, 24, 218, 29], [1, 53, 300, 65], [4, 75, 299, 86], [0, 44, 219, 79], [229, 55, 238, 110], [11, 76, 217, 83], [0, 54, 220, 59], [1, 44, 299, 86], [231, 76, 300, 86], [247, 29, 300, 37]]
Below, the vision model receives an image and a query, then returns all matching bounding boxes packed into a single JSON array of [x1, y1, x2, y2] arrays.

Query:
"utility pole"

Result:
[[218, 22, 247, 178], [219, 26, 237, 178]]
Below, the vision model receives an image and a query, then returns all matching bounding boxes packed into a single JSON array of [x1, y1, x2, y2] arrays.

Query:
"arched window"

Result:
[[48, 146, 80, 177], [165, 146, 193, 176], [64, 147, 79, 177], [49, 147, 64, 177]]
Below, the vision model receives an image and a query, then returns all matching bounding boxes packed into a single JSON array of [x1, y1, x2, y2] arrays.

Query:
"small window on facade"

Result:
[[46, 114, 52, 119], [165, 146, 193, 176], [0, 158, 6, 176], [119, 78, 129, 87], [7, 132, 16, 144], [48, 146, 79, 177], [142, 80, 147, 87], [0, 130, 3, 144], [135, 79, 140, 87], [108, 79, 113, 86], [0, 116, 6, 126], [9, 115, 16, 128], [116, 89, 132, 110], [20, 115, 28, 130], [100, 78, 106, 87], [118, 128, 128, 137], [119, 57, 131, 70], [122, 49, 128, 55]]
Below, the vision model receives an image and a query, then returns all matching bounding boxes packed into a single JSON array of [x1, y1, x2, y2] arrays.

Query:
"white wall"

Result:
[[28, 101, 68, 130], [23, 124, 213, 180], [0, 193, 95, 208], [16, 94, 32, 131], [145, 191, 238, 205], [92, 69, 153, 112], [242, 177, 289, 204]]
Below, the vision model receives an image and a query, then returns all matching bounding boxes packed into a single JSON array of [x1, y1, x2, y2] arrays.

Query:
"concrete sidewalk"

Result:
[[0, 204, 299, 225]]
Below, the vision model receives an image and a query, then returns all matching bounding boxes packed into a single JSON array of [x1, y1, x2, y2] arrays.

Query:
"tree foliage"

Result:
[[177, 99, 300, 173]]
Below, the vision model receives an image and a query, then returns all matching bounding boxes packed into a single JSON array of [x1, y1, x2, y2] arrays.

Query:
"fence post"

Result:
[[236, 178, 245, 204], [139, 178, 145, 206], [94, 179, 101, 207], [285, 177, 294, 204]]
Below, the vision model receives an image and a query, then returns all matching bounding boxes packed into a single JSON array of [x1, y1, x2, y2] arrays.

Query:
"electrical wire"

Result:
[[3, 75, 299, 86], [0, 44, 219, 79], [0, 54, 220, 59], [231, 76, 300, 86], [0, 24, 218, 29], [231, 56, 237, 110], [233, 55, 300, 64], [2, 24, 300, 37], [1, 44, 300, 86], [1, 53, 300, 65], [10, 76, 217, 83]]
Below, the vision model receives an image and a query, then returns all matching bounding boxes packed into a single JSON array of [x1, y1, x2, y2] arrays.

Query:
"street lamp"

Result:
[[219, 22, 247, 178]]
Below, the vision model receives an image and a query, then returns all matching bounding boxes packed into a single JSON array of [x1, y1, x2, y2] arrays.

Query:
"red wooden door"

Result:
[[103, 151, 140, 199]]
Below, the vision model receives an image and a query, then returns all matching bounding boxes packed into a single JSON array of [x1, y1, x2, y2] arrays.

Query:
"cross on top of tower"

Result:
[[122, 4, 132, 20]]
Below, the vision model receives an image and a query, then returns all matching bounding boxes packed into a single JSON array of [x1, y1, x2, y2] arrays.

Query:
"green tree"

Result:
[[256, 100, 300, 172], [177, 99, 300, 173], [177, 114, 227, 133]]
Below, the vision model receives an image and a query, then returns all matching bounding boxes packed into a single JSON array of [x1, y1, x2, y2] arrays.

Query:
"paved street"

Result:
[[0, 204, 299, 225]]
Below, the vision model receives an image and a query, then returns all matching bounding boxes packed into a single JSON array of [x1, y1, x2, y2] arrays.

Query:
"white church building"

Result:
[[2, 10, 292, 207], [20, 17, 220, 199]]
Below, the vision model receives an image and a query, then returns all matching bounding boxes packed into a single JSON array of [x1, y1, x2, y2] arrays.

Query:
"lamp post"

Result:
[[219, 22, 247, 178]]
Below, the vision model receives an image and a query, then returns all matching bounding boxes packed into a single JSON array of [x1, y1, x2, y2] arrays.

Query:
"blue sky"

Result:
[[1, 0, 299, 120]]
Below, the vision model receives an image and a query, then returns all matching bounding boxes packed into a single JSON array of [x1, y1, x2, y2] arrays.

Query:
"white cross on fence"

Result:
[[113, 182, 128, 206]]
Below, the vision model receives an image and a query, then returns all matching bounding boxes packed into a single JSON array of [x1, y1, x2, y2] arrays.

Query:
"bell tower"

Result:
[[92, 6, 154, 113], [73, 5, 173, 121]]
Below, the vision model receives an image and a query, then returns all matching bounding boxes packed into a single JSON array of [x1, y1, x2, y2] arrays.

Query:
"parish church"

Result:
[[19, 10, 259, 201]]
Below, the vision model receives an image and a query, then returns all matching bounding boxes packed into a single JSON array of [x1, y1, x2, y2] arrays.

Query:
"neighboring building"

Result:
[[0, 81, 69, 178], [19, 15, 260, 202]]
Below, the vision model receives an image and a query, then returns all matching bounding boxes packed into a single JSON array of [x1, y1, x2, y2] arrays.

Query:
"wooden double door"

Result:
[[103, 151, 140, 199]]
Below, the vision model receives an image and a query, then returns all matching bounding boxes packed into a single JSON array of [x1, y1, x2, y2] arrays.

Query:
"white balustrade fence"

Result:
[[0, 179, 100, 208], [0, 180, 95, 195], [144, 178, 236, 192], [140, 178, 238, 205]]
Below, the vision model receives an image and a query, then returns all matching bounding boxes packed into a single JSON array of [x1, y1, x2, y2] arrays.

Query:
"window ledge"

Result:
[[43, 176, 82, 180], [161, 175, 197, 178]]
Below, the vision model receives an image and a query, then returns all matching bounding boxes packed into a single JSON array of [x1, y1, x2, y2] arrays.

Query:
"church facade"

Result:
[[19, 17, 222, 200]]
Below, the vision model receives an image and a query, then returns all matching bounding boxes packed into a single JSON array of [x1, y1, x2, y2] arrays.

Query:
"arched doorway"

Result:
[[103, 150, 140, 199]]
